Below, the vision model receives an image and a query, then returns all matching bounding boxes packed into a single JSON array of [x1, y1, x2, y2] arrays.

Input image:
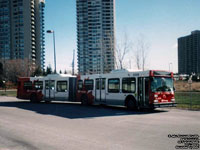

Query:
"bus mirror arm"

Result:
[[173, 87, 176, 92]]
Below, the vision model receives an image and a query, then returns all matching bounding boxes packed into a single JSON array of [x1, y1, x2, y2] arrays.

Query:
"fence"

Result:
[[175, 92, 200, 110]]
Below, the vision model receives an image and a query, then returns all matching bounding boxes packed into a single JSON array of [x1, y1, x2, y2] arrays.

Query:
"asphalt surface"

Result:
[[0, 97, 199, 150]]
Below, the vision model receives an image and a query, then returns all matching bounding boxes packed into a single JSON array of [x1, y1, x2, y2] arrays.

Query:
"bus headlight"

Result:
[[171, 99, 175, 102], [154, 100, 158, 103]]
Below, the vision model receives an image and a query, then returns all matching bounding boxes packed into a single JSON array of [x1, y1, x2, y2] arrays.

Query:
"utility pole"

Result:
[[72, 49, 75, 75], [47, 30, 57, 73], [188, 73, 194, 110]]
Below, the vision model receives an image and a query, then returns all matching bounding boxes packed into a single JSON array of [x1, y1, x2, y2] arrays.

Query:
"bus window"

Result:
[[96, 79, 105, 90], [85, 79, 93, 90], [96, 79, 100, 90], [50, 81, 55, 90], [45, 81, 49, 89], [101, 79, 105, 89], [24, 81, 32, 90], [150, 77, 173, 92], [122, 78, 136, 93], [108, 78, 120, 93], [34, 81, 43, 90], [57, 81, 67, 92], [78, 80, 83, 90], [45, 80, 55, 90]]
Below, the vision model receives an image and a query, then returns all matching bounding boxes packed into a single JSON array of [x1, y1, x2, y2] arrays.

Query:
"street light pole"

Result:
[[3, 44, 6, 93], [47, 30, 57, 73], [169, 63, 173, 72]]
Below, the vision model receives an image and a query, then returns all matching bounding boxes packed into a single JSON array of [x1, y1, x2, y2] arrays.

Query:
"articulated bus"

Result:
[[17, 74, 77, 102], [17, 70, 176, 110], [77, 70, 176, 109]]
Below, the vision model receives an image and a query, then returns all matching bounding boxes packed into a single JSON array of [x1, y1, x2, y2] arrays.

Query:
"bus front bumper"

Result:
[[152, 102, 177, 108]]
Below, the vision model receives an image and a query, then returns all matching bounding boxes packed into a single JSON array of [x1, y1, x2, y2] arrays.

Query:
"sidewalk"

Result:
[[0, 89, 17, 92]]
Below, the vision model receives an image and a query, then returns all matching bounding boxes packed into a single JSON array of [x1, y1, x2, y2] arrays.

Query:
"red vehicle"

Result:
[[76, 70, 176, 110], [17, 77, 43, 102]]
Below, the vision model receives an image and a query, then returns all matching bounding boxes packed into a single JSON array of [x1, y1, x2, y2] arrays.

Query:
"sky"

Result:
[[45, 0, 200, 73]]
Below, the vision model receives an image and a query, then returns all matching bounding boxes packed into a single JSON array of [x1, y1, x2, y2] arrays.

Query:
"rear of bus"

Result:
[[17, 77, 33, 99]]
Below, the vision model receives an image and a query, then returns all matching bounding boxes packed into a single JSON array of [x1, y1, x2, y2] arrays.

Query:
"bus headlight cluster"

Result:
[[154, 95, 158, 98], [154, 100, 158, 103], [171, 99, 175, 102]]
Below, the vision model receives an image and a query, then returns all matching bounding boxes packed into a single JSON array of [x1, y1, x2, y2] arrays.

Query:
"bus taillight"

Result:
[[149, 70, 154, 77]]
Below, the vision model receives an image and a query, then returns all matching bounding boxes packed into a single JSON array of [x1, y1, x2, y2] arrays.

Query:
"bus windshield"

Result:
[[151, 77, 173, 92]]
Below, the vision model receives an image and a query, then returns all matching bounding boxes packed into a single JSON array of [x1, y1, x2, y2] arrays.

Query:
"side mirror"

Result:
[[173, 87, 176, 92]]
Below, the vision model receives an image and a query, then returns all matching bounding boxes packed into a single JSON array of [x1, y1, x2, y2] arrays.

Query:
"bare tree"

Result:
[[97, 31, 132, 72], [115, 33, 132, 69], [2, 59, 35, 84], [134, 35, 150, 71]]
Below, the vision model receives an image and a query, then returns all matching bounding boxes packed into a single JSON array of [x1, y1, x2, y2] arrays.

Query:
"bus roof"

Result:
[[80, 69, 172, 79], [44, 74, 76, 80]]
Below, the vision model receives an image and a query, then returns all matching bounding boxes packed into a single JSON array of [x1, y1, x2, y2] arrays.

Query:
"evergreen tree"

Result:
[[46, 66, 52, 75], [32, 67, 43, 76]]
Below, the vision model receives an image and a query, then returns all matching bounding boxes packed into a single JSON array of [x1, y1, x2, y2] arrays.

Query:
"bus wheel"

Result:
[[81, 95, 88, 105], [30, 94, 37, 103], [127, 99, 136, 110], [45, 100, 51, 103], [148, 107, 155, 112]]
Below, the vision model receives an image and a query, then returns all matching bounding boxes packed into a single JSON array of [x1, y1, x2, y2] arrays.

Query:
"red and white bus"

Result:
[[76, 69, 176, 109], [17, 74, 77, 103], [17, 76, 43, 100], [17, 70, 176, 110]]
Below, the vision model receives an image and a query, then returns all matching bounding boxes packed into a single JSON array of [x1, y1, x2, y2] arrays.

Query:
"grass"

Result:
[[174, 81, 200, 92], [175, 92, 200, 110], [0, 90, 17, 97], [0, 89, 199, 110]]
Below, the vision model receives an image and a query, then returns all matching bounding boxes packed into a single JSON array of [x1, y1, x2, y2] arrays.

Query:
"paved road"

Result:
[[0, 97, 199, 150]]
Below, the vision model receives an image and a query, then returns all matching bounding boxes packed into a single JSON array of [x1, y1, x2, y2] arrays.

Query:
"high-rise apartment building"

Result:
[[178, 30, 200, 74], [77, 0, 115, 75], [0, 0, 45, 69], [39, 0, 45, 69]]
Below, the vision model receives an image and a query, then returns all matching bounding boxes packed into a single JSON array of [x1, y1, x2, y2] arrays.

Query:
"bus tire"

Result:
[[126, 98, 137, 110], [81, 95, 88, 105], [30, 94, 37, 103], [148, 107, 155, 111], [45, 100, 51, 103]]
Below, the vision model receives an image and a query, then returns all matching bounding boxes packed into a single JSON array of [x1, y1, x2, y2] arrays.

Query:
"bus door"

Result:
[[138, 77, 150, 107], [45, 80, 55, 99], [54, 80, 68, 101], [95, 78, 106, 103]]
